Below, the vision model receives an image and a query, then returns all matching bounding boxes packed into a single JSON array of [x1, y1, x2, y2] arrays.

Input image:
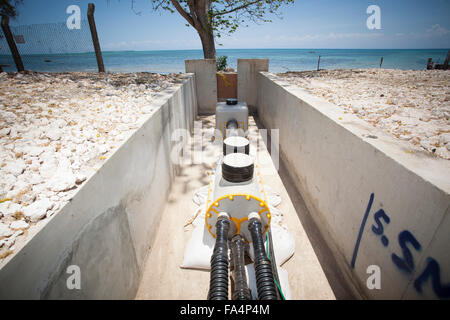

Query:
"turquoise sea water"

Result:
[[0, 48, 448, 73]]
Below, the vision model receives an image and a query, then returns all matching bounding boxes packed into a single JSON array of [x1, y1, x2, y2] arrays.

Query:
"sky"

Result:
[[7, 0, 450, 50]]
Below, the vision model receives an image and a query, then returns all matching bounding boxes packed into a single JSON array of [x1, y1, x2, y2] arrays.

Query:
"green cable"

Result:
[[266, 232, 286, 300]]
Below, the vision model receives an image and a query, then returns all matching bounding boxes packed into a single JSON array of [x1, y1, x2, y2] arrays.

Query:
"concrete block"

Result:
[[237, 59, 268, 112], [185, 59, 217, 115]]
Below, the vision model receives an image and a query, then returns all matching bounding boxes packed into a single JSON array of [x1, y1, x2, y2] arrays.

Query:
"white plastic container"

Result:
[[215, 99, 248, 139]]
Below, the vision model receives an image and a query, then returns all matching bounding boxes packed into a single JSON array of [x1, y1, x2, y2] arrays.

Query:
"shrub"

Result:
[[217, 56, 228, 71]]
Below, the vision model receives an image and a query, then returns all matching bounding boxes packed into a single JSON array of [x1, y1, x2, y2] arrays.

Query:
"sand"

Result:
[[278, 69, 450, 160], [0, 71, 179, 259]]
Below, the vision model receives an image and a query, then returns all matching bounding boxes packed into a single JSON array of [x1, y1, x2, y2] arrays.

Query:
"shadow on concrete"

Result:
[[253, 115, 356, 300]]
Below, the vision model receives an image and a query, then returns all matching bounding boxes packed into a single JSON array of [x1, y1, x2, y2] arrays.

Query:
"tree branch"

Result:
[[170, 0, 195, 27], [212, 0, 262, 17], [186, 0, 201, 30]]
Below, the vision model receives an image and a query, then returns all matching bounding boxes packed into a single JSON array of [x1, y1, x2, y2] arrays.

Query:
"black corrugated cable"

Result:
[[248, 217, 278, 300], [230, 234, 252, 300], [208, 216, 230, 300]]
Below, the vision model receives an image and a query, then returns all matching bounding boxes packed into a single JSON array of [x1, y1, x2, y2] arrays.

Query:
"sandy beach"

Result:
[[278, 69, 450, 160], [0, 71, 179, 259]]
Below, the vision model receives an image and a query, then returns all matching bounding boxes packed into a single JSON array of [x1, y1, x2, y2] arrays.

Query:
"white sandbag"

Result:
[[277, 267, 292, 300], [180, 223, 215, 270], [245, 264, 292, 300], [264, 185, 281, 207], [193, 185, 210, 206], [268, 205, 283, 221], [248, 222, 295, 267]]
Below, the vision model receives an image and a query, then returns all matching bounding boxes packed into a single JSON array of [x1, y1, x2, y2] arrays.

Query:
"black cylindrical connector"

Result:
[[226, 98, 238, 105], [230, 235, 252, 300], [248, 218, 278, 300], [226, 119, 239, 130], [223, 136, 250, 156], [208, 216, 230, 300], [222, 153, 254, 183]]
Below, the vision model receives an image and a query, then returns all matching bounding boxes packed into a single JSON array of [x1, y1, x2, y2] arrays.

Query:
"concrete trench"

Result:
[[1, 60, 448, 300], [135, 115, 343, 300]]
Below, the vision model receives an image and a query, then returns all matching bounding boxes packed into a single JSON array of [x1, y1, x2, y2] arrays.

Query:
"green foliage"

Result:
[[217, 55, 228, 71], [0, 0, 23, 17], [152, 0, 294, 38]]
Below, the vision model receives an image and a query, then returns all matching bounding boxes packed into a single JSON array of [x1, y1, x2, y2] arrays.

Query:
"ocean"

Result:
[[0, 48, 448, 73]]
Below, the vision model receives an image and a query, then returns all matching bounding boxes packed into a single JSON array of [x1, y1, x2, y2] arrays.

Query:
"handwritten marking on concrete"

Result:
[[350, 193, 374, 269]]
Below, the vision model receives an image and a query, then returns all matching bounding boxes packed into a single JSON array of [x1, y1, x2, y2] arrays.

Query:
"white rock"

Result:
[[47, 166, 76, 192], [98, 145, 109, 154], [27, 173, 43, 185], [60, 148, 72, 157], [24, 145, 45, 157], [46, 127, 62, 141], [3, 111, 17, 123], [439, 133, 450, 146], [6, 179, 29, 197], [83, 128, 96, 141], [10, 220, 29, 230], [4, 159, 26, 176], [0, 202, 9, 216], [435, 147, 450, 160], [3, 143, 14, 151], [0, 222, 13, 238], [2, 236, 15, 248], [3, 230, 23, 248], [0, 174, 16, 193], [75, 173, 87, 184], [23, 198, 54, 222], [9, 127, 18, 139], [0, 127, 11, 137], [39, 118, 49, 126], [0, 202, 22, 217], [39, 156, 58, 179], [29, 159, 40, 172], [54, 119, 67, 128], [17, 189, 36, 205]]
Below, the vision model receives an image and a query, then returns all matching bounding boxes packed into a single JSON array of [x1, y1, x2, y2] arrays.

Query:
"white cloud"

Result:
[[426, 24, 450, 37]]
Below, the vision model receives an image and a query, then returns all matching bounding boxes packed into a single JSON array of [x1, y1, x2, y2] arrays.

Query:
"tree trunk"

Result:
[[171, 0, 216, 59], [198, 29, 216, 59], [194, 0, 216, 59]]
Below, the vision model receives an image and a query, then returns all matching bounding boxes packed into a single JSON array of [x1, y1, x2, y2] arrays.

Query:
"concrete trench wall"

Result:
[[238, 59, 269, 114], [0, 74, 197, 299], [256, 72, 450, 299], [185, 59, 217, 115]]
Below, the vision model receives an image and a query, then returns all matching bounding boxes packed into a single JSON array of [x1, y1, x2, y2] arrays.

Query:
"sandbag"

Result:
[[247, 222, 295, 267], [180, 223, 215, 270]]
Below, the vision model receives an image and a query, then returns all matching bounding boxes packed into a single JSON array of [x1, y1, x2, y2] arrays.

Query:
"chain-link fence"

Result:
[[0, 19, 98, 72]]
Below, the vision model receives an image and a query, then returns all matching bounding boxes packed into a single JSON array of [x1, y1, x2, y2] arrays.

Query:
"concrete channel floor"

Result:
[[135, 115, 348, 300]]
